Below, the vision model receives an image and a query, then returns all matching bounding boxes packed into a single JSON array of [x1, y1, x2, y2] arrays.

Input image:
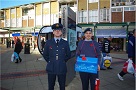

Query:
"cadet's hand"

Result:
[[98, 65, 100, 71]]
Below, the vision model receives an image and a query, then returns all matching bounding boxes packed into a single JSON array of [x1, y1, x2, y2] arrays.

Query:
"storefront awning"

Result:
[[96, 29, 126, 38]]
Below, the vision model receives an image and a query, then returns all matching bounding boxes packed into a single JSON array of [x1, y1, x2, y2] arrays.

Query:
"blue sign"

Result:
[[75, 56, 98, 74], [12, 33, 20, 36], [32, 32, 38, 36]]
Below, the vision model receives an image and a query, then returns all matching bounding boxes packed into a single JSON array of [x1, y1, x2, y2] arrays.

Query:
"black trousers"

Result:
[[79, 72, 98, 90], [48, 74, 66, 90], [119, 57, 135, 77]]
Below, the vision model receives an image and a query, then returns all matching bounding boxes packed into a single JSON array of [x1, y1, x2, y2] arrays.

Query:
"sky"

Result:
[[0, 0, 44, 9]]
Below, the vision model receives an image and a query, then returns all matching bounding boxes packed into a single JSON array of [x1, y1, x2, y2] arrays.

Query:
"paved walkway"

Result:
[[0, 44, 135, 90]]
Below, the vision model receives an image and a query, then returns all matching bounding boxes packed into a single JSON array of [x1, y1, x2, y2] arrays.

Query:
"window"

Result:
[[11, 18, 16, 27], [89, 0, 98, 3], [43, 3, 50, 8], [22, 9, 28, 16], [36, 15, 42, 26], [43, 14, 50, 25], [88, 10, 98, 22], [112, 8, 122, 12], [17, 18, 22, 27], [5, 19, 10, 27], [100, 9, 110, 22], [124, 6, 135, 11], [78, 11, 87, 23], [51, 14, 58, 25], [11, 8, 15, 14]]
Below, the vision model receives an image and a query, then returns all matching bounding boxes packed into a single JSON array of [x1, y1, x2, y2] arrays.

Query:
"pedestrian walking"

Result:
[[41, 38, 45, 51], [43, 23, 71, 90], [12, 39, 15, 48], [14, 38, 23, 63], [117, 29, 136, 81], [76, 28, 101, 90], [100, 36, 113, 70]]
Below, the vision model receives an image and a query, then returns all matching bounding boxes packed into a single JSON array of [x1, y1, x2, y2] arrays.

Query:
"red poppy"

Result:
[[50, 46, 52, 49], [82, 56, 86, 61], [90, 43, 93, 46]]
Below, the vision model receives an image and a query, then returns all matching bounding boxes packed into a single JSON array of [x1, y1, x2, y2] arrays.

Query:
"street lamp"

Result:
[[126, 22, 130, 52], [126, 22, 130, 42]]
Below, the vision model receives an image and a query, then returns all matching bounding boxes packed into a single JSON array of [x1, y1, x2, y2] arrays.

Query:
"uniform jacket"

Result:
[[128, 35, 135, 58], [102, 39, 111, 53], [76, 40, 101, 65], [43, 38, 71, 74]]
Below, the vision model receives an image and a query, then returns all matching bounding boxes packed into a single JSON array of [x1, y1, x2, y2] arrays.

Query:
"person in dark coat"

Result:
[[100, 36, 113, 70], [12, 39, 15, 48], [117, 29, 136, 81], [41, 38, 45, 51], [14, 38, 23, 63], [76, 28, 101, 90], [43, 23, 71, 90]]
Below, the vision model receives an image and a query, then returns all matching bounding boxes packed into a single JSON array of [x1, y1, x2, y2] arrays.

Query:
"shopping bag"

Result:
[[127, 59, 135, 74], [11, 52, 19, 62], [75, 56, 98, 74], [95, 78, 100, 90], [11, 53, 15, 62], [103, 56, 112, 68], [122, 59, 135, 74]]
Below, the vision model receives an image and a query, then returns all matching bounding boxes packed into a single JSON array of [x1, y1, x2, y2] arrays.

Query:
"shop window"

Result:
[[89, 10, 98, 22]]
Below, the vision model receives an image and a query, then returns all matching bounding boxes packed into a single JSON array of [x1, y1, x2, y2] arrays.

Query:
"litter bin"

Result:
[[24, 43, 30, 54]]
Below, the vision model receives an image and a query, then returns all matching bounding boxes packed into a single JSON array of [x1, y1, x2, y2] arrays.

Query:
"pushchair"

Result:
[[11, 52, 19, 63]]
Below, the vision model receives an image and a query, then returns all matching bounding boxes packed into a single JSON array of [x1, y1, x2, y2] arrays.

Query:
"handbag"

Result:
[[122, 59, 135, 74]]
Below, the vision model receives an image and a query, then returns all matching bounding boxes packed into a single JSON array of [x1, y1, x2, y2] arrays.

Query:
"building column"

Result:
[[123, 38, 126, 51], [110, 0, 112, 23], [49, 1, 51, 25], [34, 4, 36, 27], [15, 7, 17, 27], [9, 8, 11, 38], [98, 0, 100, 23], [87, 0, 88, 24], [41, 3, 43, 26], [20, 7, 22, 27], [4, 10, 6, 27], [122, 7, 124, 22], [76, 0, 78, 24]]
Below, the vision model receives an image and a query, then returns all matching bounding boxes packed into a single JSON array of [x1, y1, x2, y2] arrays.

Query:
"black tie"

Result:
[[56, 39, 59, 45]]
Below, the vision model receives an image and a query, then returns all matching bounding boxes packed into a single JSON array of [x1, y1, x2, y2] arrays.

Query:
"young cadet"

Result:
[[43, 23, 71, 90], [76, 28, 101, 90]]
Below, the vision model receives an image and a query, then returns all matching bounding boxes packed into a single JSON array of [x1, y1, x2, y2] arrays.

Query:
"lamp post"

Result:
[[126, 22, 130, 52], [93, 23, 96, 40], [126, 22, 130, 42]]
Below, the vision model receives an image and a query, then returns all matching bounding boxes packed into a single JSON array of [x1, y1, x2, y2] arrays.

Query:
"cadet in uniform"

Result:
[[43, 23, 71, 90]]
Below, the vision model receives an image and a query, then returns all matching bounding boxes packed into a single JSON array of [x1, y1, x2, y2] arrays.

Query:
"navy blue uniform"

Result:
[[43, 38, 71, 90], [76, 40, 101, 90], [128, 35, 135, 63]]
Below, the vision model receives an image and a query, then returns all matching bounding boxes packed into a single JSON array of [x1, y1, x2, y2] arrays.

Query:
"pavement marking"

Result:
[[1, 70, 46, 80]]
